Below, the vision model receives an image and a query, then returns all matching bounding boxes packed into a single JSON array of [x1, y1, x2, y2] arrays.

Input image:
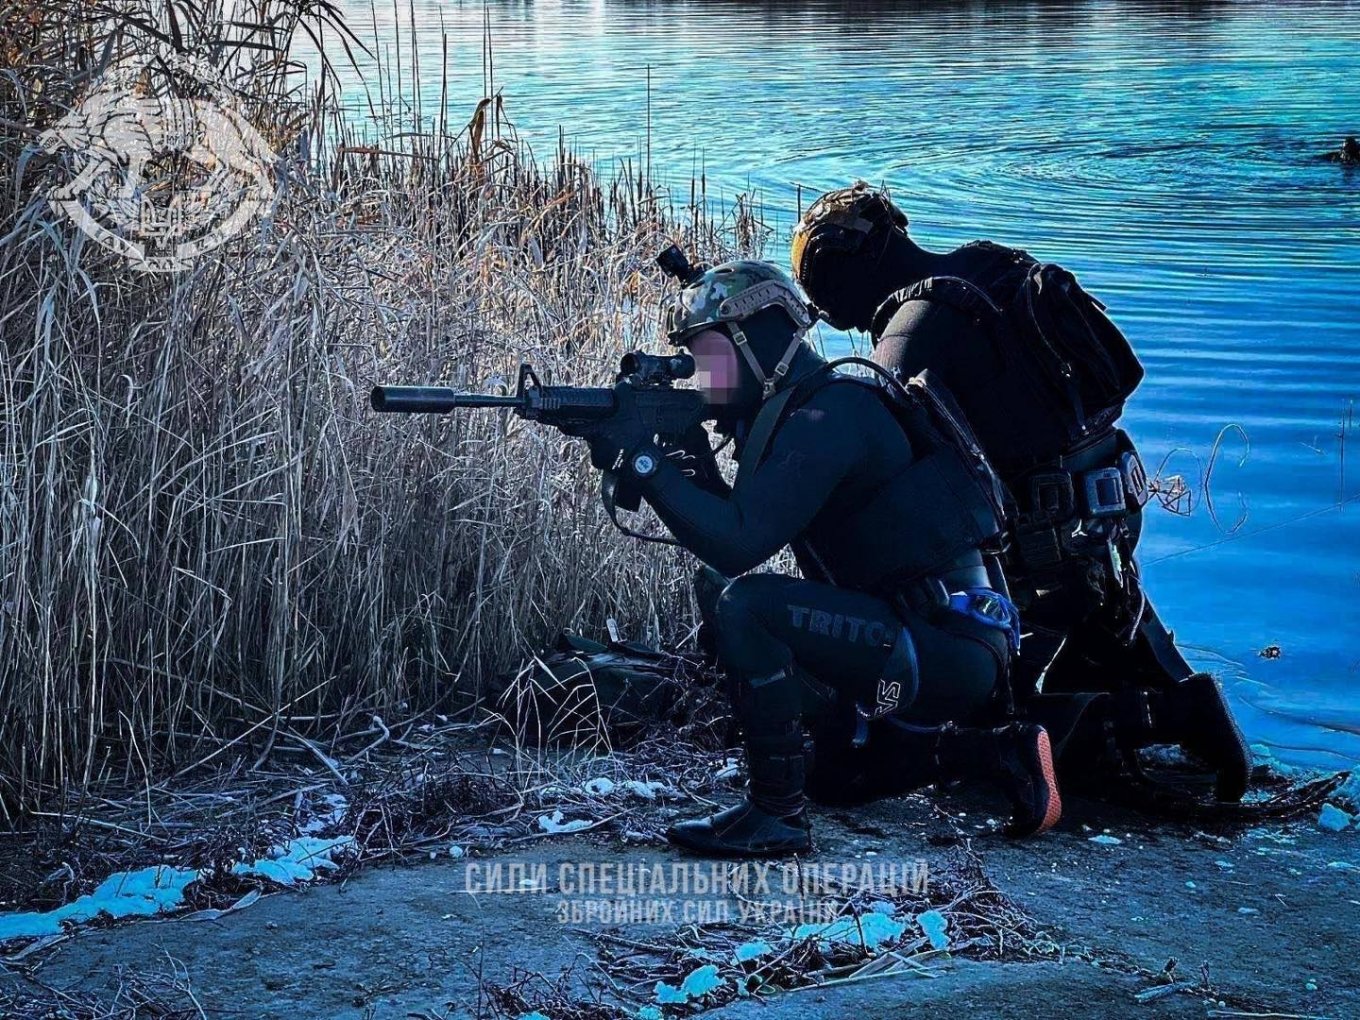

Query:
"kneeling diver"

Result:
[[789, 182, 1252, 803], [578, 256, 1061, 856]]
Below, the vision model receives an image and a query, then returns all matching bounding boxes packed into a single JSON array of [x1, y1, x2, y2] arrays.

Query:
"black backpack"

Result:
[[870, 247, 1145, 474]]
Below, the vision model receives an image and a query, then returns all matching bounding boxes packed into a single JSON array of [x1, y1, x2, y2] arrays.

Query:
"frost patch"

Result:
[[0, 865, 200, 941], [622, 780, 676, 800], [299, 793, 349, 835], [3, 837, 357, 945], [232, 836, 356, 886], [654, 963, 724, 1004], [538, 810, 592, 834], [792, 911, 906, 951], [579, 777, 675, 800], [734, 939, 773, 962]]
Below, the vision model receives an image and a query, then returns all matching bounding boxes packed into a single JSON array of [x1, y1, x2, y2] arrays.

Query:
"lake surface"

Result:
[[324, 0, 1360, 771]]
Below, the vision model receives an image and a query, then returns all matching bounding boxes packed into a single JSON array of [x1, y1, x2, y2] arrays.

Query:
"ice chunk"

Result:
[[232, 836, 355, 886], [792, 912, 907, 951], [655, 964, 724, 1004], [917, 909, 950, 950], [582, 777, 616, 796], [1088, 834, 1123, 846], [537, 810, 592, 834], [1318, 803, 1353, 832], [734, 939, 773, 962], [1337, 772, 1360, 811]]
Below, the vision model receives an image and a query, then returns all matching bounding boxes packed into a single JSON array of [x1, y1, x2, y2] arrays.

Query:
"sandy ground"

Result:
[[5, 785, 1357, 1020]]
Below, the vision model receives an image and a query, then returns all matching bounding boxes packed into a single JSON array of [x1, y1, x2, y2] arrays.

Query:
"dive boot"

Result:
[[990, 723, 1064, 837], [668, 738, 811, 857], [1168, 672, 1251, 802], [937, 722, 1063, 838], [666, 797, 811, 857]]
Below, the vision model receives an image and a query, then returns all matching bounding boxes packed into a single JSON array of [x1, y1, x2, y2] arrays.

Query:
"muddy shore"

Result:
[[5, 783, 1356, 1020]]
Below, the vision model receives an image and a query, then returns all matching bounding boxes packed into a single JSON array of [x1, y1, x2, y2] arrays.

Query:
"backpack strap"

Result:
[[736, 363, 853, 474], [735, 386, 800, 478], [869, 275, 1006, 339], [738, 355, 915, 474], [737, 361, 903, 588], [1020, 263, 1087, 434]]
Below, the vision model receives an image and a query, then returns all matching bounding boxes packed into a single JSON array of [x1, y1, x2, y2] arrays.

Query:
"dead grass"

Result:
[[0, 1, 769, 816]]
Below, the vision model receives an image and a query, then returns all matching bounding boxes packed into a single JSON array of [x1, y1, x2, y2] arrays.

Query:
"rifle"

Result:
[[371, 352, 716, 543]]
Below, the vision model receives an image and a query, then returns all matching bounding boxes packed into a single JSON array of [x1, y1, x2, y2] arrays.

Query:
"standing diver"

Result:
[[788, 182, 1251, 803], [579, 256, 1061, 857]]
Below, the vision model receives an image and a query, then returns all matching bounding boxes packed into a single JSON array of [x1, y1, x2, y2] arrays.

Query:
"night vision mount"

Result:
[[656, 243, 707, 285]]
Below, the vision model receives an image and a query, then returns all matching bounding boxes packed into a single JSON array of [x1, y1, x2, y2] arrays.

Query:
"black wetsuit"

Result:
[[869, 241, 1195, 765], [638, 346, 1012, 805]]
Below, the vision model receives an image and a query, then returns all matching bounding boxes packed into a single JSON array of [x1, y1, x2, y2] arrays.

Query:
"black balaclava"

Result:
[[703, 306, 827, 434], [805, 227, 943, 334]]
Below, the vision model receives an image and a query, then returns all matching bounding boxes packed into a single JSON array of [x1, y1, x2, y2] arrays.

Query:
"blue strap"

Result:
[[946, 588, 1022, 656]]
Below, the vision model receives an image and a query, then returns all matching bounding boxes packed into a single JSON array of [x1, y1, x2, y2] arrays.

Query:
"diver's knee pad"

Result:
[[712, 573, 794, 671]]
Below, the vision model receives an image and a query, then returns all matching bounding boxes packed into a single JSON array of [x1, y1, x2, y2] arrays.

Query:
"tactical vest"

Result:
[[738, 360, 1009, 593]]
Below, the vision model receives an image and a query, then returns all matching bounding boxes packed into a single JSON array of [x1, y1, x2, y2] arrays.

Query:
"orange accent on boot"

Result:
[[1033, 728, 1063, 834]]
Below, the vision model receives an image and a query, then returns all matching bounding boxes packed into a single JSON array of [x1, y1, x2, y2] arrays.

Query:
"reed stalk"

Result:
[[0, 0, 771, 815]]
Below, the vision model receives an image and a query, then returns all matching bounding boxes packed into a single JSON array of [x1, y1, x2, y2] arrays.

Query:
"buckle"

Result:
[[1082, 466, 1127, 517], [1013, 527, 1064, 570], [1119, 449, 1149, 507], [1025, 471, 1075, 526]]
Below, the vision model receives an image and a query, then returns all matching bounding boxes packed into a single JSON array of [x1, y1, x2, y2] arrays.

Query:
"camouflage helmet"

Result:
[[663, 260, 814, 343], [662, 260, 816, 399], [790, 181, 909, 291]]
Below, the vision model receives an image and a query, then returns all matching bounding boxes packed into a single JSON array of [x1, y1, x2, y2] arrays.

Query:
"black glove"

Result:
[[659, 421, 728, 495], [587, 430, 658, 473], [582, 384, 658, 474]]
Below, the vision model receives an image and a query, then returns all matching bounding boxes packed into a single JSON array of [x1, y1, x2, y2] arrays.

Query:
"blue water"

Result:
[[321, 0, 1360, 771]]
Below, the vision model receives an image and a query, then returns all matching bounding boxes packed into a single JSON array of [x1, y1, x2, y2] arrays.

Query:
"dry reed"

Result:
[[0, 1, 771, 816]]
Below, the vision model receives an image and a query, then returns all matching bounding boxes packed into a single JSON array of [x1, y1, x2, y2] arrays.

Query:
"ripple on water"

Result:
[[315, 0, 1360, 769]]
